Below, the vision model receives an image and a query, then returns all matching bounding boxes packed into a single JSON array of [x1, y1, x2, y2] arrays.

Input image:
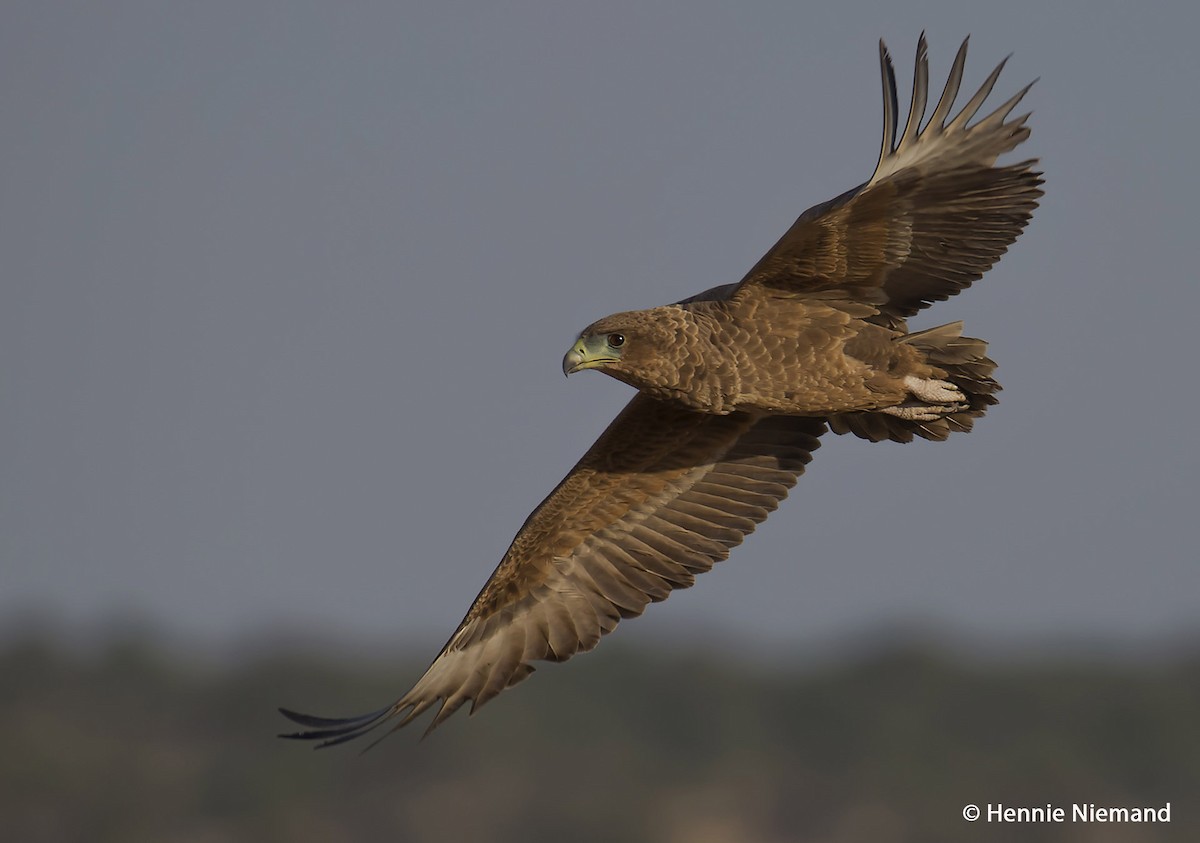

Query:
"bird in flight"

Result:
[[280, 35, 1041, 748]]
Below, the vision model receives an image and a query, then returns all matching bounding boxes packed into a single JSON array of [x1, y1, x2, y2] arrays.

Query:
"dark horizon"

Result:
[[3, 625, 1196, 842]]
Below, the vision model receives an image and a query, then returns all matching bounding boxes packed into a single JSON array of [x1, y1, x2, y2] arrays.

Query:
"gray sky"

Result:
[[2, 1, 1197, 652]]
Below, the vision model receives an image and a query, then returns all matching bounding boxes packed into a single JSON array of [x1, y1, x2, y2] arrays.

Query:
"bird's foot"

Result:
[[903, 375, 966, 404], [878, 376, 968, 421], [880, 400, 970, 422]]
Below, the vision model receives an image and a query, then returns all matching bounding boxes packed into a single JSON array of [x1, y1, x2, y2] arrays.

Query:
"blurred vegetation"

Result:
[[2, 628, 1196, 842]]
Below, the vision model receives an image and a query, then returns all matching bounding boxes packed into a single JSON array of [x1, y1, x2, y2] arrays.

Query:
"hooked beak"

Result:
[[562, 338, 588, 376], [562, 336, 617, 376]]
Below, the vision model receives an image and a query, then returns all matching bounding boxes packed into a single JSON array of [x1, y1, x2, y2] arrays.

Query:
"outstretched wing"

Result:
[[280, 397, 826, 746], [733, 35, 1043, 325]]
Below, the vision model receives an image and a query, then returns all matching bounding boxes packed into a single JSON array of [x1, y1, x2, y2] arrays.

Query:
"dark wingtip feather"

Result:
[[877, 38, 899, 170], [276, 704, 393, 748], [278, 705, 391, 729]]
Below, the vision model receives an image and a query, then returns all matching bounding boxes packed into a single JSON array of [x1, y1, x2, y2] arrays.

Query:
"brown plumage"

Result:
[[280, 35, 1042, 748]]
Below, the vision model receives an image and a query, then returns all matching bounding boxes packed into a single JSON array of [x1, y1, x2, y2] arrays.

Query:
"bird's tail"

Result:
[[829, 321, 999, 443]]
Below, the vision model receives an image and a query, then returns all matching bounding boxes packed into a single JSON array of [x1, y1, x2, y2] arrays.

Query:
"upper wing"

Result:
[[732, 35, 1043, 325], [280, 396, 826, 746]]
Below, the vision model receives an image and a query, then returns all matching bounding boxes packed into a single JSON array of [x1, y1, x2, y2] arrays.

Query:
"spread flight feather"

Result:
[[280, 35, 1042, 748]]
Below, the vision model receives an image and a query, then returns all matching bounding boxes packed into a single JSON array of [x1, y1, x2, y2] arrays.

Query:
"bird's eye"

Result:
[[606, 333, 625, 349]]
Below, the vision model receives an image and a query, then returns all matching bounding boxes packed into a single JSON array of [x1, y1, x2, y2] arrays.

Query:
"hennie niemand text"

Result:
[[987, 803, 1171, 823]]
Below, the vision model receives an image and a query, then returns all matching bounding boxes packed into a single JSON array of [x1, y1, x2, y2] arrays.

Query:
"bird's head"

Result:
[[562, 310, 675, 381]]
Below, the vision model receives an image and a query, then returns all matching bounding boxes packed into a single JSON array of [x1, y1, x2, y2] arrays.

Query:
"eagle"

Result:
[[280, 35, 1041, 748]]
